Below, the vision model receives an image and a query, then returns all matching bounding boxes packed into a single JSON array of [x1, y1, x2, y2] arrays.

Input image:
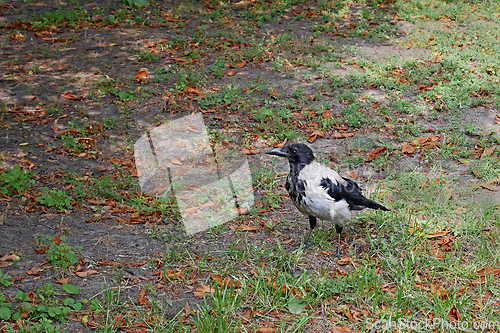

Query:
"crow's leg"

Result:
[[333, 224, 343, 257], [302, 216, 317, 249]]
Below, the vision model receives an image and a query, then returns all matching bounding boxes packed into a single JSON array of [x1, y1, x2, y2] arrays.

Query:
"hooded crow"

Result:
[[265, 143, 389, 256]]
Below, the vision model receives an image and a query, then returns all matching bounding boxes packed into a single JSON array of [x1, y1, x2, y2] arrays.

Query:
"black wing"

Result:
[[320, 177, 389, 211]]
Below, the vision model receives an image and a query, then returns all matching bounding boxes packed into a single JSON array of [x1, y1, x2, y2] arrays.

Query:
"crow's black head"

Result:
[[265, 143, 315, 165]]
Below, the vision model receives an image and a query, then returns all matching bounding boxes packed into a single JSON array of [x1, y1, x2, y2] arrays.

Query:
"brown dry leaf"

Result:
[[482, 146, 497, 157], [185, 86, 205, 97], [366, 147, 387, 162], [442, 186, 452, 201], [308, 129, 324, 143], [276, 138, 287, 148], [345, 171, 359, 179], [75, 269, 99, 278], [34, 245, 50, 254], [169, 157, 182, 165], [331, 325, 355, 333], [237, 224, 259, 232], [477, 267, 500, 277], [165, 269, 184, 280], [448, 307, 461, 322], [27, 267, 42, 276], [479, 178, 500, 192], [256, 327, 276, 333], [61, 91, 77, 100], [54, 278, 70, 284], [331, 132, 355, 139], [182, 206, 198, 216], [337, 257, 351, 266], [52, 235, 61, 244], [235, 61, 246, 68], [133, 70, 148, 80], [122, 260, 147, 267], [401, 142, 415, 154], [137, 289, 148, 306], [193, 284, 215, 298], [211, 274, 242, 288], [430, 283, 448, 300], [280, 238, 294, 245], [240, 148, 259, 155], [225, 69, 237, 76], [1, 254, 20, 262]]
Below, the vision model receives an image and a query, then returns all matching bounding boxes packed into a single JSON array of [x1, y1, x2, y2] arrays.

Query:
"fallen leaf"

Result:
[[236, 224, 259, 232], [337, 257, 351, 266], [75, 269, 99, 278], [308, 129, 324, 143], [27, 267, 42, 276], [240, 148, 259, 155], [345, 171, 359, 179], [34, 245, 50, 254], [442, 186, 452, 200], [185, 86, 205, 96], [1, 254, 20, 262], [331, 326, 355, 333], [60, 91, 83, 100], [447, 307, 461, 322], [256, 328, 276, 333], [133, 70, 148, 80], [54, 278, 70, 284], [482, 146, 496, 157], [366, 147, 387, 162], [331, 132, 355, 139], [169, 157, 182, 165], [430, 283, 448, 300], [225, 69, 237, 76], [137, 289, 148, 306], [280, 238, 294, 245], [275, 138, 287, 148], [401, 142, 415, 154], [235, 60, 246, 68], [193, 284, 215, 298]]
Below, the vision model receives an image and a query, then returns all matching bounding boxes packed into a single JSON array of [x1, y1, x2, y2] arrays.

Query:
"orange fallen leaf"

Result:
[[133, 70, 148, 80], [137, 289, 148, 306], [447, 307, 461, 322], [235, 60, 246, 68], [27, 267, 42, 276], [280, 238, 294, 245], [331, 132, 355, 139], [236, 224, 259, 232], [337, 257, 351, 266], [225, 69, 237, 76], [60, 91, 83, 100], [75, 269, 99, 278], [275, 138, 287, 148], [345, 171, 359, 179], [1, 254, 20, 262], [193, 284, 215, 298], [331, 326, 355, 333], [256, 327, 276, 333], [308, 129, 324, 143], [54, 278, 70, 284], [240, 148, 259, 155], [170, 157, 182, 165], [482, 146, 496, 157], [366, 147, 387, 162], [185, 86, 205, 96], [401, 142, 415, 154]]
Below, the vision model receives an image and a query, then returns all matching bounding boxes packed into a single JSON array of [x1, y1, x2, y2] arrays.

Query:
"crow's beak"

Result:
[[264, 147, 289, 158]]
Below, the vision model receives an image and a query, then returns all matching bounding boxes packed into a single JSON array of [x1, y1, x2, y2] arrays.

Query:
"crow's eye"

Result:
[[292, 149, 298, 154]]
